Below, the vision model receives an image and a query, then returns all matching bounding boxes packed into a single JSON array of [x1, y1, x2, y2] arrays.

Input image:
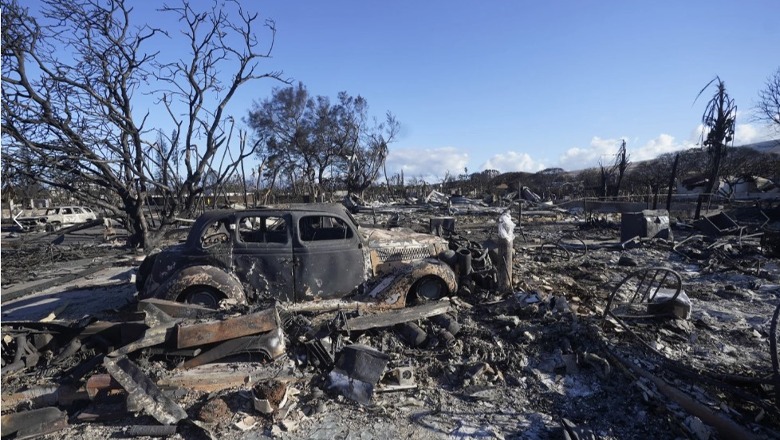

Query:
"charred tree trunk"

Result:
[[651, 185, 660, 210], [665, 153, 679, 213]]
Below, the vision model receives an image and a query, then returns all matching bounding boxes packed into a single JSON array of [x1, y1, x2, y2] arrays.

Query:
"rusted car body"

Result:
[[137, 204, 458, 308]]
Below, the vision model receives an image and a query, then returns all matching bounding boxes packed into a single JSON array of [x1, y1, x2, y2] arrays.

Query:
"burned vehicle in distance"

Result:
[[137, 205, 459, 308], [16, 205, 99, 232]]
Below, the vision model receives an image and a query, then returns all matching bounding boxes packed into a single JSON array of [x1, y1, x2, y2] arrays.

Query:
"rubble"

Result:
[[2, 204, 780, 439], [103, 355, 188, 425], [0, 407, 68, 439]]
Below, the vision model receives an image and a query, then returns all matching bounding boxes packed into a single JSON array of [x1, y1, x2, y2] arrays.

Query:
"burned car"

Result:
[[16, 205, 98, 232], [137, 205, 458, 308]]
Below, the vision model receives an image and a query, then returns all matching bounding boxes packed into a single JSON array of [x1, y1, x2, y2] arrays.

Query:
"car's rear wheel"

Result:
[[408, 276, 447, 305], [181, 286, 223, 309]]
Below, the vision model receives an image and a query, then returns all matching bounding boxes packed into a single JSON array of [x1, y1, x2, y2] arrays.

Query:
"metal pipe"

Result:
[[456, 247, 472, 277]]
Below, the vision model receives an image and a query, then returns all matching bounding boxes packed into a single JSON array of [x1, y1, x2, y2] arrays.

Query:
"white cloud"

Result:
[[632, 134, 695, 161], [734, 122, 776, 145], [736, 124, 761, 144], [557, 134, 697, 171], [557, 136, 627, 170], [385, 146, 469, 182], [688, 125, 705, 143], [386, 123, 779, 181], [480, 151, 545, 173]]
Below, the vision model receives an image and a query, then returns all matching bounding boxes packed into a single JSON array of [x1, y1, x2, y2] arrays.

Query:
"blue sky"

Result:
[[26, 0, 780, 181], [242, 0, 779, 180]]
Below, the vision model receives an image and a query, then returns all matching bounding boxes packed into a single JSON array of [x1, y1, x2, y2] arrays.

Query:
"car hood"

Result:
[[359, 227, 448, 263], [359, 227, 445, 248]]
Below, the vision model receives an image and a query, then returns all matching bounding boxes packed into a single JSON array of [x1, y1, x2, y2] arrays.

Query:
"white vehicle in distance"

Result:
[[16, 206, 99, 232]]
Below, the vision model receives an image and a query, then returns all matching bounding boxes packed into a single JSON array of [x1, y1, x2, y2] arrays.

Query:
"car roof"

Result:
[[187, 204, 358, 246], [195, 204, 352, 220]]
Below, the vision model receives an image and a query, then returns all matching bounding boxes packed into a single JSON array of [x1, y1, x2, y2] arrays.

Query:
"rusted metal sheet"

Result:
[[345, 301, 451, 331], [176, 307, 279, 349], [180, 327, 285, 369], [86, 374, 124, 399], [103, 355, 188, 425], [0, 407, 68, 439]]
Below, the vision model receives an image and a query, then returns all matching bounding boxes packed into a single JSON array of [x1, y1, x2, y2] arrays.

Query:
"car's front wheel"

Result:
[[408, 276, 448, 305], [181, 286, 224, 309]]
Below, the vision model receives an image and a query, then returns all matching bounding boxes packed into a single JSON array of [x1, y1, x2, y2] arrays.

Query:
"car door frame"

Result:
[[60, 207, 77, 224], [231, 211, 296, 302], [291, 211, 366, 302]]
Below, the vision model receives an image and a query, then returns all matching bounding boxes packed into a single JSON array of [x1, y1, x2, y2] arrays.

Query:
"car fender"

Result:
[[155, 265, 247, 304], [365, 258, 458, 307]]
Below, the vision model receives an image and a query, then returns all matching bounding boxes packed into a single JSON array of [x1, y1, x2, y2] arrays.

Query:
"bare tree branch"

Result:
[[755, 67, 780, 132], [2, 0, 286, 247]]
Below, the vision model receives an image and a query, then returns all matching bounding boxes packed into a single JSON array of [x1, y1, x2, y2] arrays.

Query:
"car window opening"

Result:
[[239, 216, 288, 244], [299, 215, 353, 241]]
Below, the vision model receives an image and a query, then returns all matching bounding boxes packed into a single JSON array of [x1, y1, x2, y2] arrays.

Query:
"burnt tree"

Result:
[[248, 87, 399, 199], [756, 67, 780, 132], [1, 0, 285, 248], [693, 77, 737, 219]]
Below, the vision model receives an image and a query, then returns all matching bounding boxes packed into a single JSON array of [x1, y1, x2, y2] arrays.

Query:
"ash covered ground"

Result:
[[1, 208, 779, 440]]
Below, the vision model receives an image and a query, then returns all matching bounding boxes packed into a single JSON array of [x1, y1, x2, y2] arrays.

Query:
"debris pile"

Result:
[[2, 203, 780, 439]]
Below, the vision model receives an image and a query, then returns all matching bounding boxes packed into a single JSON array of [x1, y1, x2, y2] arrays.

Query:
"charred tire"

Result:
[[45, 222, 61, 232], [180, 286, 224, 309], [135, 254, 158, 292], [409, 276, 448, 305]]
